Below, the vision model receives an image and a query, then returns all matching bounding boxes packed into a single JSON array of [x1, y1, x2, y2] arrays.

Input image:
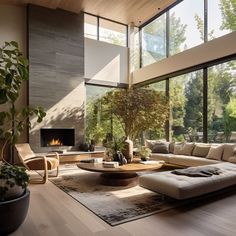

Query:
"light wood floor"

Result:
[[11, 171, 236, 236]]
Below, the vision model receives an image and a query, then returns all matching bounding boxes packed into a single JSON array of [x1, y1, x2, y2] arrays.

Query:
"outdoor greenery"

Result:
[[86, 87, 169, 144], [143, 0, 236, 142]]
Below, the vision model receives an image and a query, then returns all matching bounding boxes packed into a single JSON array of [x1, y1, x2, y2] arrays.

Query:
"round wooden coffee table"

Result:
[[77, 160, 164, 186]]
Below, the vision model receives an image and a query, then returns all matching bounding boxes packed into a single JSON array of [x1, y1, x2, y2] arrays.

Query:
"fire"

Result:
[[49, 138, 63, 146]]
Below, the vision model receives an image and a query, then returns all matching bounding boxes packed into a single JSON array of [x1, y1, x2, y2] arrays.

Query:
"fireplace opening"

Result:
[[40, 128, 75, 147]]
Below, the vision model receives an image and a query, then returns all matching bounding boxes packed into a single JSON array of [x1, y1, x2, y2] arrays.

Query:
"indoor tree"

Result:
[[100, 87, 169, 141]]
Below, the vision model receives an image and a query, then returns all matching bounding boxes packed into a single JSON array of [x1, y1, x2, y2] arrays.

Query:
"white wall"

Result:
[[0, 5, 27, 144], [133, 31, 236, 84], [85, 38, 129, 84], [0, 5, 26, 53]]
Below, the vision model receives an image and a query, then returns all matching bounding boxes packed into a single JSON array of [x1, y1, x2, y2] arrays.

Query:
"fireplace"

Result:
[[40, 128, 75, 147]]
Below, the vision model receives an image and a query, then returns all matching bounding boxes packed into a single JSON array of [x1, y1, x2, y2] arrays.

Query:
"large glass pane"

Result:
[[208, 60, 236, 143], [86, 85, 124, 145], [133, 27, 140, 70], [144, 81, 167, 140], [170, 70, 203, 142], [208, 0, 233, 40], [84, 14, 97, 40], [169, 0, 204, 56], [141, 13, 166, 67], [99, 19, 127, 47]]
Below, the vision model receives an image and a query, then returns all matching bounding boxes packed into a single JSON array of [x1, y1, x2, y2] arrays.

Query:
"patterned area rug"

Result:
[[50, 165, 180, 226]]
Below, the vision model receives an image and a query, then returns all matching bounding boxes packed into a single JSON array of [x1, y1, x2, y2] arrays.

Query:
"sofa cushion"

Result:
[[169, 142, 175, 153], [178, 143, 195, 156], [222, 144, 236, 161], [192, 144, 211, 157], [206, 145, 224, 160], [152, 142, 169, 153], [228, 156, 236, 164], [168, 155, 220, 167], [150, 153, 172, 162], [173, 142, 185, 155], [139, 162, 236, 200]]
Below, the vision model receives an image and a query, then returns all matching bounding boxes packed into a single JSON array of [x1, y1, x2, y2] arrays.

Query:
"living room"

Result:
[[0, 0, 236, 235]]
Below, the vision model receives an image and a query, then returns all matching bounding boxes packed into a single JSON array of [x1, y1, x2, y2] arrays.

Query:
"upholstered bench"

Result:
[[139, 162, 236, 199]]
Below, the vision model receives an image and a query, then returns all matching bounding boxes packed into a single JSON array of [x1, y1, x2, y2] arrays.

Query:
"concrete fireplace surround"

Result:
[[28, 5, 85, 153]]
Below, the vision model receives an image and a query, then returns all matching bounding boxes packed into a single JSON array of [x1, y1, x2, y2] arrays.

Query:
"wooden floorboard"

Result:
[[10, 171, 236, 236]]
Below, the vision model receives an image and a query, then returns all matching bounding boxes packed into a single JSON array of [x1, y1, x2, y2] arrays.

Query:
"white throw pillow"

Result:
[[206, 145, 224, 160], [222, 144, 236, 161]]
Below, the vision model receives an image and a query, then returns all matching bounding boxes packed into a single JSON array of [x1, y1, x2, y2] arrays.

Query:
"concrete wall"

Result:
[[133, 31, 236, 84], [28, 5, 85, 152], [0, 5, 27, 144], [85, 38, 129, 85]]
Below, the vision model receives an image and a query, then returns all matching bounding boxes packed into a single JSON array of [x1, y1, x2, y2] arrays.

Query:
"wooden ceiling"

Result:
[[0, 0, 177, 26]]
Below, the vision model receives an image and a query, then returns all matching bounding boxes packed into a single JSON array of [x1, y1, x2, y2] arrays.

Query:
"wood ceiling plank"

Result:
[[0, 0, 177, 26]]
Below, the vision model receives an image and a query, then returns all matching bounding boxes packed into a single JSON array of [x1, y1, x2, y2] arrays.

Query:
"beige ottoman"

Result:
[[139, 162, 236, 199]]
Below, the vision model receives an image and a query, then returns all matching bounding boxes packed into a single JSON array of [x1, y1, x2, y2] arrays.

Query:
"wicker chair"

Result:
[[15, 143, 59, 184]]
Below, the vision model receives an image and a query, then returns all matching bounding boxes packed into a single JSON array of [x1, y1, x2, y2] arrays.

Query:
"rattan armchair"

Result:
[[15, 143, 59, 184]]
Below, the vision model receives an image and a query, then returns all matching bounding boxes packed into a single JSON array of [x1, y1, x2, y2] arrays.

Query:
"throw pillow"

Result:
[[178, 143, 195, 156], [152, 142, 169, 154], [173, 142, 185, 155], [192, 144, 211, 157], [145, 139, 159, 150], [222, 144, 236, 162], [206, 145, 224, 160], [228, 156, 236, 164]]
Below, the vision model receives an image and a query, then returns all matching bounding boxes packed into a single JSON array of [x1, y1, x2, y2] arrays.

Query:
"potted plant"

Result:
[[137, 146, 152, 161], [104, 137, 127, 165], [0, 41, 46, 234]]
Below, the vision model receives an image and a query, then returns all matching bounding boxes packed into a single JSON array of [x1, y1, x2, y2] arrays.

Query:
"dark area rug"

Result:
[[50, 165, 181, 226]]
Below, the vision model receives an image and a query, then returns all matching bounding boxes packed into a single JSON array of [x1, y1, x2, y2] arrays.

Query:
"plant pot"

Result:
[[0, 189, 30, 235]]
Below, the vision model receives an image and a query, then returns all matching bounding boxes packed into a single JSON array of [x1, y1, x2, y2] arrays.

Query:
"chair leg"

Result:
[[55, 166, 59, 177], [42, 168, 48, 183]]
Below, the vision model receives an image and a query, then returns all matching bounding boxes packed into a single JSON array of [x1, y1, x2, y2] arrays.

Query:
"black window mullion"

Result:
[[166, 11, 170, 58], [203, 68, 208, 143], [165, 78, 170, 141], [139, 29, 142, 68], [97, 16, 100, 41], [204, 0, 208, 42]]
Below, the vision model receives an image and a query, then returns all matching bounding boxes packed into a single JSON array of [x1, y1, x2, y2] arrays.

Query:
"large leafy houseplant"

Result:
[[0, 41, 46, 234]]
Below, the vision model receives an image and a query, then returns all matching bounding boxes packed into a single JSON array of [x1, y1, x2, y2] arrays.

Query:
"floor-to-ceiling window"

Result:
[[169, 0, 204, 55], [208, 0, 233, 40], [140, 0, 235, 68], [141, 13, 166, 66], [86, 85, 124, 145], [208, 60, 236, 142], [145, 81, 166, 140], [84, 13, 128, 47], [99, 19, 127, 47], [170, 70, 203, 141]]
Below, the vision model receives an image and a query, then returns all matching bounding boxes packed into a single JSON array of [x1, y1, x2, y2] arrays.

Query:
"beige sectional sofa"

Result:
[[146, 141, 236, 167], [139, 141, 236, 199]]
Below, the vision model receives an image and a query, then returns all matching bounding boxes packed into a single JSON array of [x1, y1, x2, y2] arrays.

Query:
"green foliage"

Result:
[[137, 146, 152, 158], [101, 88, 169, 140], [224, 97, 236, 137], [104, 136, 125, 156], [0, 162, 29, 201], [184, 71, 203, 131], [169, 12, 187, 55], [220, 0, 236, 31], [0, 41, 46, 161]]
